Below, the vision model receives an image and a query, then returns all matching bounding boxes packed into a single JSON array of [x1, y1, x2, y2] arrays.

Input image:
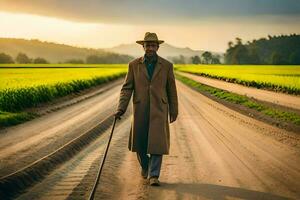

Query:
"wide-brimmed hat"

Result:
[[136, 32, 164, 45]]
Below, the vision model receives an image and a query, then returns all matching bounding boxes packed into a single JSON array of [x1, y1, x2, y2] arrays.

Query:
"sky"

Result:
[[0, 0, 299, 52]]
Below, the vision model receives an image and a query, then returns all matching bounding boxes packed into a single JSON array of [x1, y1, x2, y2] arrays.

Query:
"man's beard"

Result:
[[145, 51, 157, 58]]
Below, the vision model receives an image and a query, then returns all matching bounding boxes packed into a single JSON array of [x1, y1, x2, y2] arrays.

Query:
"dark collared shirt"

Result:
[[144, 53, 158, 80]]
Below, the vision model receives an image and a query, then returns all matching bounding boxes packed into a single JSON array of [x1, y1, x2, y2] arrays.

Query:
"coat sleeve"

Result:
[[166, 64, 178, 117], [116, 63, 134, 113]]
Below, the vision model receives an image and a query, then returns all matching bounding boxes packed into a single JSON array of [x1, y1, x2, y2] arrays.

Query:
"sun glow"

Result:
[[0, 11, 137, 48]]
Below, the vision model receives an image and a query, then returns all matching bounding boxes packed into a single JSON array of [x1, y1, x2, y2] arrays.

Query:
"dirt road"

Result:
[[1, 79, 299, 199], [176, 71, 300, 111], [94, 80, 300, 200], [0, 81, 123, 177]]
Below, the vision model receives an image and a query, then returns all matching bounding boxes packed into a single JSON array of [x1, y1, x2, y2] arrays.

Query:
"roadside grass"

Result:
[[175, 73, 300, 126], [0, 111, 38, 127]]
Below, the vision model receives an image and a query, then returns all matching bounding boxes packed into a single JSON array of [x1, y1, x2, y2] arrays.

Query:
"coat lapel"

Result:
[[138, 56, 163, 82], [139, 56, 150, 80], [151, 56, 163, 81]]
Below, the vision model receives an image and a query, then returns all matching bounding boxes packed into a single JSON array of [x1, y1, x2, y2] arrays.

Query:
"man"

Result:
[[114, 32, 178, 186]]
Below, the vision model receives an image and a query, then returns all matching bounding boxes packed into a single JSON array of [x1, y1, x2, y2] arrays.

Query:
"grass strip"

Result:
[[0, 111, 38, 127], [175, 73, 300, 126]]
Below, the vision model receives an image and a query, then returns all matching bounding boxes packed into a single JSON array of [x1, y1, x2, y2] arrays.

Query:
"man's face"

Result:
[[143, 42, 159, 57]]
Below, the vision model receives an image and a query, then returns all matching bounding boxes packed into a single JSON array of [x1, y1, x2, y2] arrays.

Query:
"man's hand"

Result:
[[170, 114, 177, 123], [114, 110, 124, 120]]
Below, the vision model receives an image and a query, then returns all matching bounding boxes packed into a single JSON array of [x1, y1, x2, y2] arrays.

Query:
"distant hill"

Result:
[[0, 38, 223, 64], [105, 43, 222, 59], [0, 38, 133, 63]]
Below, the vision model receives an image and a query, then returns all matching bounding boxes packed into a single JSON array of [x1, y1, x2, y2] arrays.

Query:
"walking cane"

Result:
[[89, 116, 118, 200]]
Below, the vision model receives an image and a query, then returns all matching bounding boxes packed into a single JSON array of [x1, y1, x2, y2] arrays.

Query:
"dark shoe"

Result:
[[141, 168, 148, 179], [149, 177, 160, 186]]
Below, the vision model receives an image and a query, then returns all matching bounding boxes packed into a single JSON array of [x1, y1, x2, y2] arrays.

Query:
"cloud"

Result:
[[0, 0, 299, 24], [1, 1, 299, 52]]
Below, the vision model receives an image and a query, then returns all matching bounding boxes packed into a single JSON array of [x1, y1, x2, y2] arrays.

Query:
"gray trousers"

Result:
[[136, 151, 163, 178]]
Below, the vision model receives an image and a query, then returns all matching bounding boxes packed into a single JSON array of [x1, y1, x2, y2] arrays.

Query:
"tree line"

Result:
[[170, 34, 299, 65], [0, 52, 133, 64], [0, 52, 49, 64], [225, 34, 300, 65], [169, 51, 221, 64]]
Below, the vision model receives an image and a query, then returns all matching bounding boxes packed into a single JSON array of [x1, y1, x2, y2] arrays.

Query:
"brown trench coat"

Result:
[[116, 55, 178, 155]]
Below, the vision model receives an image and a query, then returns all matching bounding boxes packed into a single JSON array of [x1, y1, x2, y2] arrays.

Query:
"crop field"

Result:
[[0, 64, 127, 90], [175, 65, 300, 95], [0, 64, 127, 68], [0, 64, 127, 113]]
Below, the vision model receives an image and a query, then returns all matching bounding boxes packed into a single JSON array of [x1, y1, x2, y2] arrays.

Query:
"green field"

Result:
[[0, 64, 127, 90], [175, 65, 300, 94], [0, 64, 127, 68], [0, 64, 127, 126]]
